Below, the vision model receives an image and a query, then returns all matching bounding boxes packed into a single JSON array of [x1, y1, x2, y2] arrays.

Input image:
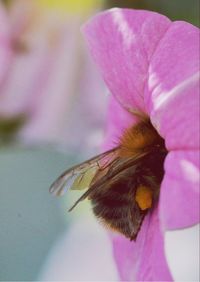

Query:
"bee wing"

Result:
[[68, 151, 149, 212], [49, 147, 119, 196]]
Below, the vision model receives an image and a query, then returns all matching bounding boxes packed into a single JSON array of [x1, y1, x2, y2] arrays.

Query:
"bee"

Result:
[[50, 119, 167, 241]]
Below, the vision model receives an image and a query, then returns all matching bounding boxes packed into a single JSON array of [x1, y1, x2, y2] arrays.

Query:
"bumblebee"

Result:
[[50, 119, 167, 240]]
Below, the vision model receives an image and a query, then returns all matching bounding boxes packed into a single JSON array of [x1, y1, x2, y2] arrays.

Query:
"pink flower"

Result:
[[83, 8, 199, 281], [0, 1, 106, 150], [0, 2, 12, 86]]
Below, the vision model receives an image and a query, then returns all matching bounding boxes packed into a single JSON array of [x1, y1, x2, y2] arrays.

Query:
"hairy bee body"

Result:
[[90, 145, 166, 240], [50, 119, 167, 240]]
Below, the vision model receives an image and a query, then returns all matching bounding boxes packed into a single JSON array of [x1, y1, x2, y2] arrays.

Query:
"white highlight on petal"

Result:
[[148, 71, 160, 94], [112, 8, 135, 48], [150, 71, 199, 131], [165, 224, 200, 281], [154, 71, 200, 111], [180, 159, 200, 187]]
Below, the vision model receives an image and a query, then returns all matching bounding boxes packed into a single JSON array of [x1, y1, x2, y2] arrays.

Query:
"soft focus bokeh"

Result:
[[0, 0, 199, 280]]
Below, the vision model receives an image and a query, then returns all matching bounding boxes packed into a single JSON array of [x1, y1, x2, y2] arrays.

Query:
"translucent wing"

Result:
[[67, 151, 149, 212], [49, 147, 119, 196]]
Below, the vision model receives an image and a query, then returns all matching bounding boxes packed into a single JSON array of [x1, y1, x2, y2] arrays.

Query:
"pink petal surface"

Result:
[[20, 18, 82, 143], [83, 8, 171, 113], [150, 74, 199, 150], [0, 2, 48, 116], [112, 205, 172, 281], [160, 150, 200, 230], [146, 21, 199, 150], [103, 95, 137, 150], [0, 3, 12, 86]]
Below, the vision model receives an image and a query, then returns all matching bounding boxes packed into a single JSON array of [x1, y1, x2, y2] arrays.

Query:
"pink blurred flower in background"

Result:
[[83, 8, 199, 281], [0, 2, 12, 85], [0, 0, 106, 152]]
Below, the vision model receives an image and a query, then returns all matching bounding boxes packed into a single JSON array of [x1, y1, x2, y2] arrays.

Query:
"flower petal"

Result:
[[165, 224, 199, 281], [112, 205, 172, 281], [0, 3, 12, 85], [83, 8, 171, 113], [83, 8, 199, 281], [83, 9, 199, 150], [147, 22, 199, 150], [103, 95, 137, 150], [160, 150, 200, 230]]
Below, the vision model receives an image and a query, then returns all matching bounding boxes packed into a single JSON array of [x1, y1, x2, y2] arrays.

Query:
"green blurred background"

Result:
[[0, 0, 199, 280], [107, 0, 199, 26], [0, 147, 69, 280]]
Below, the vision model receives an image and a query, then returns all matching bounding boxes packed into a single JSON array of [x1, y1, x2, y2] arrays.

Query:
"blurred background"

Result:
[[0, 0, 199, 280]]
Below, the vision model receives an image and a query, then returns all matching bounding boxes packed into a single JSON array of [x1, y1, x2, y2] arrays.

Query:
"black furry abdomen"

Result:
[[90, 145, 167, 240]]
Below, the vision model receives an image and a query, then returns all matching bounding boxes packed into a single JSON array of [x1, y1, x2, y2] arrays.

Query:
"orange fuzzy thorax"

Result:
[[119, 120, 160, 158]]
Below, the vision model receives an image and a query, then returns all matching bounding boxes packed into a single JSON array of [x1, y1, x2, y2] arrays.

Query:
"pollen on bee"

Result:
[[135, 185, 153, 210]]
